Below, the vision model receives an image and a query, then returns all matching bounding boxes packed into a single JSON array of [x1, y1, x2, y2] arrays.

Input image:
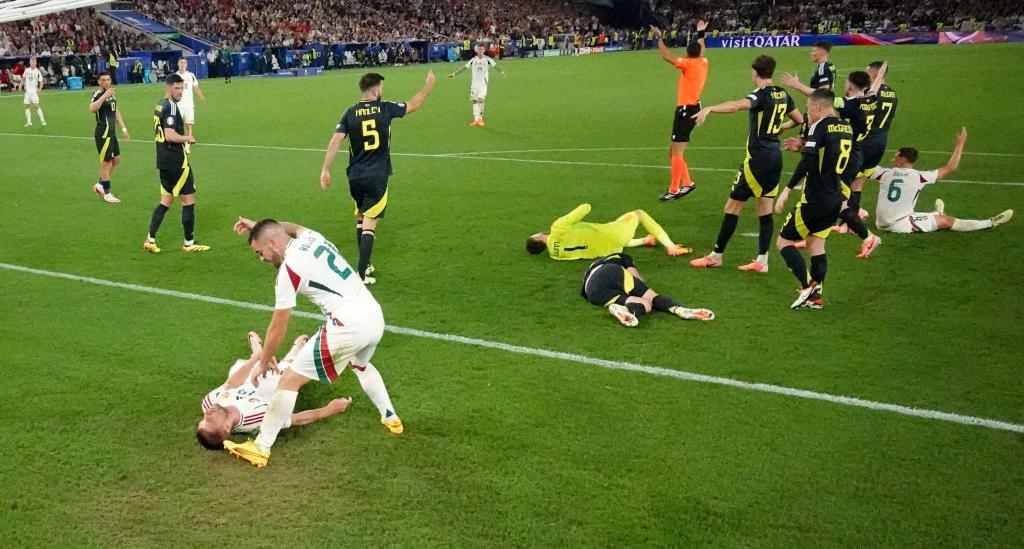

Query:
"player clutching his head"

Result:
[[526, 203, 692, 260]]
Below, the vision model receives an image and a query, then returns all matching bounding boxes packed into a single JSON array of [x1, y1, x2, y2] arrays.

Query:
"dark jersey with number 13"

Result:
[[336, 99, 408, 180], [744, 85, 797, 154]]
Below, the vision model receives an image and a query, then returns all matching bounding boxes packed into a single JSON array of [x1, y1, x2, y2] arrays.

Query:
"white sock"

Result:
[[36, 108, 45, 124], [951, 218, 992, 232], [478, 102, 485, 116], [25, 109, 31, 124], [472, 102, 481, 120], [353, 363, 396, 419], [254, 389, 298, 452], [756, 254, 768, 265], [709, 251, 722, 261]]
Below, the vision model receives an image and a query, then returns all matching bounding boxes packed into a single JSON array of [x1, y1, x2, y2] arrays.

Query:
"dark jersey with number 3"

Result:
[[802, 116, 853, 204], [336, 99, 408, 180], [744, 85, 797, 154], [834, 95, 873, 147]]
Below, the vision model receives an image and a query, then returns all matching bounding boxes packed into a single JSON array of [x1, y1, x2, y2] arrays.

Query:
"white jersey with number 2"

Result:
[[872, 166, 938, 229], [274, 229, 380, 325]]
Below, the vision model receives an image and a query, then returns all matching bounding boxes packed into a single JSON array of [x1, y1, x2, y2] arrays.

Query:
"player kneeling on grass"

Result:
[[526, 203, 691, 260], [197, 331, 353, 451], [224, 217, 403, 468], [581, 253, 714, 326], [872, 128, 1012, 234]]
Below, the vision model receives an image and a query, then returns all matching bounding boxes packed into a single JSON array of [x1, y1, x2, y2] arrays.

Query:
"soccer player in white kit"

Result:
[[19, 56, 46, 127], [224, 217, 403, 468], [175, 57, 206, 153], [196, 331, 353, 450], [872, 128, 1013, 234], [448, 43, 504, 126]]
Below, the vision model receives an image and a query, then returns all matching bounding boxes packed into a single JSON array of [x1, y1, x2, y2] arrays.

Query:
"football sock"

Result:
[[351, 363, 397, 419], [637, 211, 675, 248], [780, 245, 810, 288], [679, 155, 692, 187], [625, 302, 648, 317], [810, 253, 828, 285], [479, 101, 485, 116], [758, 214, 773, 256], [101, 180, 111, 194], [36, 108, 45, 124], [358, 230, 376, 278], [669, 155, 683, 193], [355, 221, 362, 249], [756, 253, 769, 265], [713, 213, 739, 254], [840, 207, 870, 239], [25, 109, 32, 124], [182, 204, 196, 242], [254, 389, 298, 452], [952, 218, 993, 231], [652, 294, 681, 313], [148, 204, 169, 239], [472, 102, 481, 120]]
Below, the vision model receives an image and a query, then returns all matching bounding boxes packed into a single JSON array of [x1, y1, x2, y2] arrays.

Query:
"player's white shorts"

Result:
[[470, 85, 487, 100], [880, 213, 939, 234], [290, 312, 385, 383], [179, 102, 195, 124], [23, 90, 39, 104]]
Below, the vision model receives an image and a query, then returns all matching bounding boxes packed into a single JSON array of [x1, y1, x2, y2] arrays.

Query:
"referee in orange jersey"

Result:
[[654, 20, 708, 201]]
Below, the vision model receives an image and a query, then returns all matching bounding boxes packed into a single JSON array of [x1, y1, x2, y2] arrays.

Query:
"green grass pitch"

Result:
[[1, 43, 1023, 547]]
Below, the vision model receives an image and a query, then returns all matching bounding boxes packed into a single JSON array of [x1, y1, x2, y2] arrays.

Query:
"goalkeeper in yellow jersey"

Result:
[[525, 204, 692, 260]]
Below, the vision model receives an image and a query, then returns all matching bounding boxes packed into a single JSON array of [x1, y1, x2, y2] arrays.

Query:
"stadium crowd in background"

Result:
[[0, 7, 160, 57]]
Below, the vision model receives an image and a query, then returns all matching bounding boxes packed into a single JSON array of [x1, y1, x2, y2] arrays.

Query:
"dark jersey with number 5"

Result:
[[336, 99, 408, 180], [801, 116, 853, 204], [744, 85, 797, 155]]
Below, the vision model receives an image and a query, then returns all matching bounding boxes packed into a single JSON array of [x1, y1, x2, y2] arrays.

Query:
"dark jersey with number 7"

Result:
[[801, 116, 853, 204], [336, 99, 408, 180]]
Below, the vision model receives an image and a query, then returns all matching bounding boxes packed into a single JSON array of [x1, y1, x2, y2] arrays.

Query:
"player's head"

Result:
[[811, 40, 832, 63], [97, 71, 111, 89], [475, 44, 486, 56], [806, 88, 835, 122], [685, 39, 701, 58], [249, 218, 290, 268], [196, 405, 231, 450], [866, 61, 885, 81], [750, 55, 776, 81], [525, 233, 549, 254], [894, 147, 919, 167], [29, 56, 37, 67], [845, 70, 871, 95], [177, 57, 187, 71], [166, 72, 185, 101], [359, 72, 385, 99]]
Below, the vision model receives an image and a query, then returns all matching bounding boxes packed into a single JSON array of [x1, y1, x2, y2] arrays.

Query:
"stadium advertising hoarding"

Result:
[[707, 30, 1024, 48]]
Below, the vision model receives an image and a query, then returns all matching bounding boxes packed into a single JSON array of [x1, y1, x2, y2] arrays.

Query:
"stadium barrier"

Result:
[[706, 30, 1024, 48]]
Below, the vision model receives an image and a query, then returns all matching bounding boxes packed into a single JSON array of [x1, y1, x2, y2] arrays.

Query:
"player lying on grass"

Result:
[[526, 203, 691, 259], [581, 253, 715, 326], [196, 331, 352, 451], [870, 128, 1013, 234]]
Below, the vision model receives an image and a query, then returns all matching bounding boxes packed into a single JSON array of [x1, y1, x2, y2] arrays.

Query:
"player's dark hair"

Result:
[[97, 70, 111, 78], [359, 72, 385, 92], [751, 55, 776, 78], [685, 40, 701, 58], [166, 73, 184, 86], [249, 218, 280, 244], [808, 88, 835, 108], [897, 147, 919, 163], [848, 70, 871, 90], [814, 40, 833, 52], [867, 61, 884, 72], [525, 236, 546, 255], [196, 429, 224, 450]]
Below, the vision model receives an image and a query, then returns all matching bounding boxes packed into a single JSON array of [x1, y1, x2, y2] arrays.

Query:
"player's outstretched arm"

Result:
[[405, 70, 436, 114], [651, 26, 676, 65], [252, 308, 291, 385], [320, 132, 346, 189], [695, 19, 708, 57], [692, 98, 752, 126], [291, 397, 352, 426], [936, 127, 967, 181], [868, 61, 888, 96], [780, 73, 814, 97], [448, 64, 467, 79]]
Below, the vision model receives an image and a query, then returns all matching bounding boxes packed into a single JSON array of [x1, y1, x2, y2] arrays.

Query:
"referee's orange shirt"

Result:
[[673, 56, 708, 106]]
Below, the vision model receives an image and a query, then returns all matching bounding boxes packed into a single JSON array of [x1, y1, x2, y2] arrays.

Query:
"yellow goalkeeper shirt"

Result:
[[546, 204, 635, 260]]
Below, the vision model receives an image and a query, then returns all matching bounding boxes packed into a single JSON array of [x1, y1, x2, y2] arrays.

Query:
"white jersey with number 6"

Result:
[[275, 229, 380, 324], [872, 166, 938, 229]]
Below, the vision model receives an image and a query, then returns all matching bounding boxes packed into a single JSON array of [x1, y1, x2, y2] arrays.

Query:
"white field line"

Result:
[[0, 132, 1021, 186], [441, 146, 1024, 159], [2, 261, 1022, 436]]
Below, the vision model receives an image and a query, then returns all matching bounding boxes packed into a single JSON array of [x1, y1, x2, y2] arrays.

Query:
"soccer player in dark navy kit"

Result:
[[88, 71, 130, 204], [320, 71, 436, 284], [689, 55, 803, 273], [144, 73, 209, 254], [776, 89, 854, 310]]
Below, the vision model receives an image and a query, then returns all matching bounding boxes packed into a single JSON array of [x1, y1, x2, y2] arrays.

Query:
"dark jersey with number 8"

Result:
[[801, 116, 853, 204], [336, 99, 408, 180]]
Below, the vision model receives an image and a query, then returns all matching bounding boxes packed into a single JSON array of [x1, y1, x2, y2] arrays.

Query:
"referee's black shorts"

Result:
[[671, 103, 701, 143]]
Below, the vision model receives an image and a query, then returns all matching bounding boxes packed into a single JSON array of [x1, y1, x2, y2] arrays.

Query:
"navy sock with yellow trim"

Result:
[[358, 230, 376, 278]]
